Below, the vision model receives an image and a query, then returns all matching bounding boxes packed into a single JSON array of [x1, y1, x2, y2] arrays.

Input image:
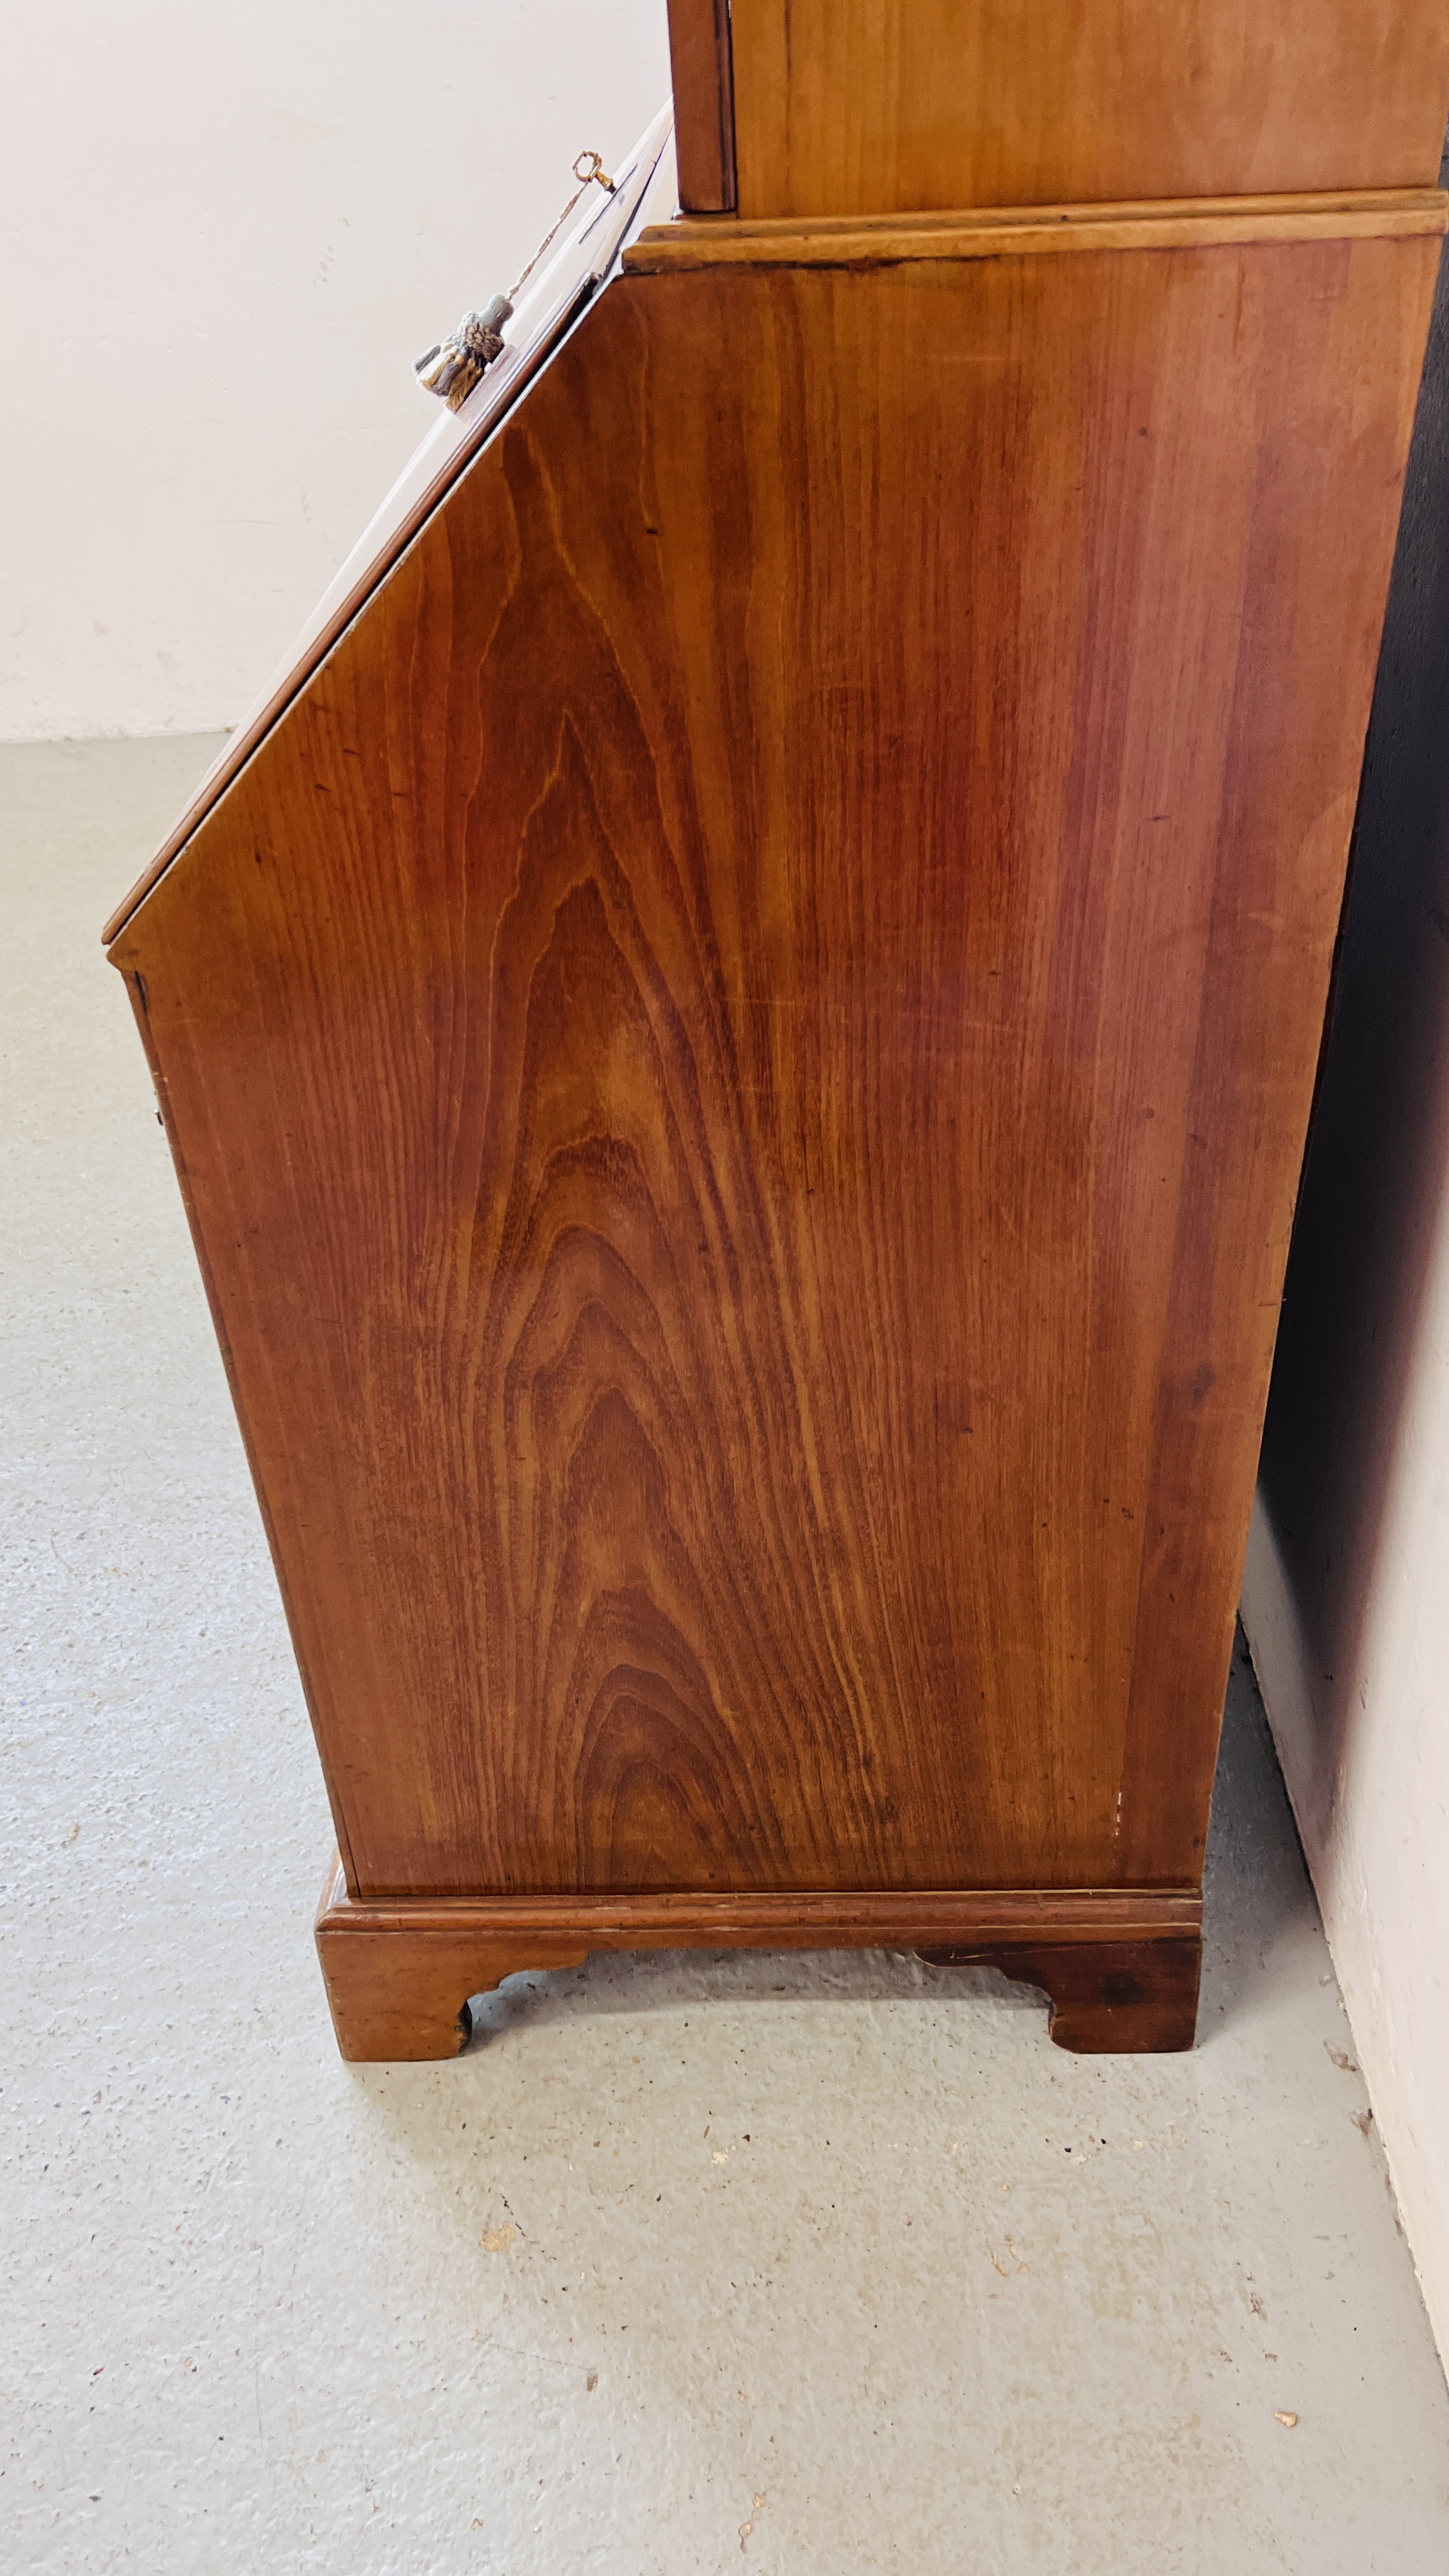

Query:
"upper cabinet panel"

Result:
[[725, 0, 1449, 217]]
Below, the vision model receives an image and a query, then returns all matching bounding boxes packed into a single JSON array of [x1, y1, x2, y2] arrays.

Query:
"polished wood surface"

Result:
[[727, 0, 1449, 217], [315, 1857, 1201, 2059], [625, 188, 1448, 274], [110, 221, 1436, 1944], [664, 0, 735, 213], [917, 1939, 1202, 2054]]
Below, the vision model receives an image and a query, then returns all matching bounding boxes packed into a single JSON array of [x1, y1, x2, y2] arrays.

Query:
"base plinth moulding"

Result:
[[314, 1859, 1202, 2062]]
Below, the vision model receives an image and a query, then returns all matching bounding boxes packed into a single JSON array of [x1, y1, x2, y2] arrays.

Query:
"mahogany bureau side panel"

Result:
[[109, 236, 1437, 1903]]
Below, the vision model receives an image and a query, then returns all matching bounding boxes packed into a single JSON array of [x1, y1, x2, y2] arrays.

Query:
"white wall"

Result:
[[0, 1, 670, 741], [1241, 210, 1449, 2374], [1245, 1476, 1449, 2372]]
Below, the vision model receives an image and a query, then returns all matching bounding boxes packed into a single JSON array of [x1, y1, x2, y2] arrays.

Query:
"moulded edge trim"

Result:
[[315, 1855, 1201, 1947], [623, 185, 1449, 273]]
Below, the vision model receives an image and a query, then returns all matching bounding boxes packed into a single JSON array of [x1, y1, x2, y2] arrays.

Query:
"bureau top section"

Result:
[[667, 0, 1449, 217]]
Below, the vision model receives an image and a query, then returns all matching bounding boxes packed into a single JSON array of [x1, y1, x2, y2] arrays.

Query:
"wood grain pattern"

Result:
[[110, 229, 1435, 1915], [728, 0, 1449, 217], [316, 1863, 1200, 1944], [625, 188, 1449, 273], [664, 0, 736, 213], [315, 1857, 1200, 2058]]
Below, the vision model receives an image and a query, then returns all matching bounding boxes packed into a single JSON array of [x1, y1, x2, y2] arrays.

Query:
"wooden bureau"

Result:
[[105, 9, 1449, 2057]]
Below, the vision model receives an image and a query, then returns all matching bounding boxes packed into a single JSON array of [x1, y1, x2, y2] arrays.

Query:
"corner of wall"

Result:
[[1241, 1494, 1449, 2379]]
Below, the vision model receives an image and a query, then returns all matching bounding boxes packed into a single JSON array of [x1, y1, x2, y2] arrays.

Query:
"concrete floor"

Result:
[[4, 735, 1449, 2575]]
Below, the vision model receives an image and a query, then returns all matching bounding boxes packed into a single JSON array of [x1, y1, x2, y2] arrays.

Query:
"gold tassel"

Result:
[[413, 152, 616, 411], [413, 294, 513, 414]]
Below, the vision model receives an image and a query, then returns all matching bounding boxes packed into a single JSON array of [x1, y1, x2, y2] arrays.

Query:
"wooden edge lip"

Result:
[[624, 183, 1449, 272], [315, 1855, 1200, 1945]]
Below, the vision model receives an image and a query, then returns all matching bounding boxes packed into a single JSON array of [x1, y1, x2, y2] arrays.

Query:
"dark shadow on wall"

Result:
[[1255, 141, 1449, 1814]]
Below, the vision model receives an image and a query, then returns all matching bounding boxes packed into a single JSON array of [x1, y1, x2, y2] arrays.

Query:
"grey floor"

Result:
[[4, 735, 1449, 2575]]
